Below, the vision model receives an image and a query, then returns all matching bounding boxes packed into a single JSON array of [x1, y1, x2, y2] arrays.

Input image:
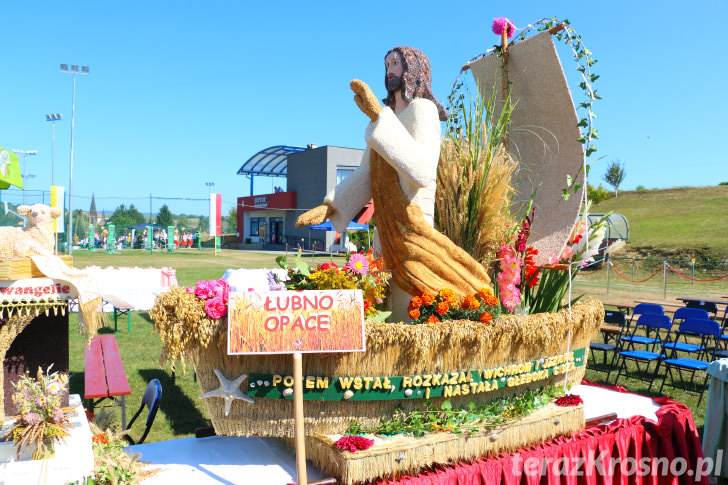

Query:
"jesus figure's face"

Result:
[[385, 51, 404, 92]]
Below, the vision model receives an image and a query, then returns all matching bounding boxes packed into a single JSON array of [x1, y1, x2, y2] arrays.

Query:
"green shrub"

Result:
[[636, 185, 647, 191], [587, 183, 611, 204]]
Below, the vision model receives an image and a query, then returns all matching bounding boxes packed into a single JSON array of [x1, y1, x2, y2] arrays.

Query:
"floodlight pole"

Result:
[[61, 64, 89, 255], [46, 114, 62, 186], [11, 149, 38, 205]]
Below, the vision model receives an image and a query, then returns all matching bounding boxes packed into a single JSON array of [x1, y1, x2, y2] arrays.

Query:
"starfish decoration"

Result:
[[199, 368, 254, 416]]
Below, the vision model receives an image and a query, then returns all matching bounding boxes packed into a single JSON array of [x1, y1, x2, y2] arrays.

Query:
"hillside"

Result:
[[591, 185, 728, 261]]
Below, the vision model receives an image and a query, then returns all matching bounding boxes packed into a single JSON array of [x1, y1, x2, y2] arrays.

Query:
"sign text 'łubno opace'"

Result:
[[227, 290, 365, 355]]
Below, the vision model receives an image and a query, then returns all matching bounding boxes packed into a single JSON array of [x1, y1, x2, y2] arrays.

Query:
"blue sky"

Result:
[[1, 1, 726, 217]]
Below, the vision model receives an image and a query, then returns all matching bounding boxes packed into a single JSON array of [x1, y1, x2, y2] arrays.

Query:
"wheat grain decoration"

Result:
[[436, 78, 517, 266]]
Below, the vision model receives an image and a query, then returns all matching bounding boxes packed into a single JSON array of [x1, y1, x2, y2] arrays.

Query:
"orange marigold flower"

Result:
[[436, 301, 449, 315], [409, 296, 423, 309], [421, 292, 435, 306], [426, 315, 441, 323], [479, 311, 493, 323], [484, 294, 499, 306], [92, 433, 108, 444], [446, 296, 458, 307], [439, 288, 455, 299], [408, 308, 421, 320], [477, 287, 493, 300], [464, 295, 480, 310]]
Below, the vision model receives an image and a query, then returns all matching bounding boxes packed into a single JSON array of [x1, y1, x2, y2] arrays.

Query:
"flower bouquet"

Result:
[[492, 207, 609, 315], [276, 249, 391, 322], [1, 366, 72, 459]]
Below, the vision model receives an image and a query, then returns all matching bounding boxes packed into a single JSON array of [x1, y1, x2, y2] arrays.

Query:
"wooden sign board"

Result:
[[227, 289, 365, 355]]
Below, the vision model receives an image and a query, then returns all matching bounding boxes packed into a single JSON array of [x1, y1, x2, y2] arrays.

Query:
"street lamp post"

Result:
[[11, 149, 38, 205], [61, 64, 89, 255], [45, 113, 62, 186]]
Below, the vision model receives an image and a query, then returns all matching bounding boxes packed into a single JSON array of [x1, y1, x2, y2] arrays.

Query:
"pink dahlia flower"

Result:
[[204, 296, 227, 319], [492, 17, 515, 39]]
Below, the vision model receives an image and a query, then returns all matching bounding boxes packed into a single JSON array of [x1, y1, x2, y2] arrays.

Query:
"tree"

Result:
[[177, 214, 189, 231], [226, 207, 237, 233], [156, 204, 174, 228], [108, 204, 146, 229], [602, 160, 626, 197]]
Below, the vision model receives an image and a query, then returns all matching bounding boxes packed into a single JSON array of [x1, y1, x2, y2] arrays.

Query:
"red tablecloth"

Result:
[[376, 380, 709, 485]]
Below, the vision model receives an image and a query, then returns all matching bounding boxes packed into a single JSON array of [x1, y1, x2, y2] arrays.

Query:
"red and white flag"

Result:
[[209, 193, 222, 237]]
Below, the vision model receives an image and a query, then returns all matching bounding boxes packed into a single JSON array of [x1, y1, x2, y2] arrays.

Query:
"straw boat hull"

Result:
[[192, 298, 603, 438]]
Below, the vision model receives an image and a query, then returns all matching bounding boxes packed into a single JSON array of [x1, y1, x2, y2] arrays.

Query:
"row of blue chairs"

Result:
[[590, 303, 725, 405]]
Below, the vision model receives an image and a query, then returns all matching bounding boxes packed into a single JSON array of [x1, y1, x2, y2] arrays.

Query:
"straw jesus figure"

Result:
[[297, 46, 491, 322]]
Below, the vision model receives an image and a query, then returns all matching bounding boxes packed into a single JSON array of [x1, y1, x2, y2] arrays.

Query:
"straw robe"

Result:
[[325, 99, 491, 321]]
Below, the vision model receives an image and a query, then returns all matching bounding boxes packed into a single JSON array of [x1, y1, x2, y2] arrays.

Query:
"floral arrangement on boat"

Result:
[[1, 366, 72, 459], [275, 249, 391, 322]]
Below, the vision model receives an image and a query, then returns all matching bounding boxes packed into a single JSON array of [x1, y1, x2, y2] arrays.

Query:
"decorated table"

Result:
[[125, 381, 710, 484]]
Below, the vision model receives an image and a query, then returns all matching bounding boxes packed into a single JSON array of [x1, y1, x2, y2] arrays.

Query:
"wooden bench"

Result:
[[85, 334, 131, 429], [102, 294, 135, 333]]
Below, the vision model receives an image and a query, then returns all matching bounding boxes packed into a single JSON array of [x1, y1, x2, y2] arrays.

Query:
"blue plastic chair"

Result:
[[684, 300, 718, 319], [629, 303, 664, 324], [124, 378, 163, 445], [658, 319, 720, 405], [611, 314, 672, 388], [590, 310, 627, 371], [619, 312, 671, 352], [672, 307, 711, 325]]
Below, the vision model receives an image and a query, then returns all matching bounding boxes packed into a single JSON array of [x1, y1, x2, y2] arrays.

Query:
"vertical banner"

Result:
[[107, 224, 115, 253], [167, 226, 175, 253], [209, 193, 222, 237], [146, 225, 153, 252], [210, 193, 222, 254], [50, 186, 65, 233], [88, 224, 94, 251]]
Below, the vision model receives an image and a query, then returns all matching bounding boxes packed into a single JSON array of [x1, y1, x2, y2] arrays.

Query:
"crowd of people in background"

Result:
[[78, 227, 201, 250]]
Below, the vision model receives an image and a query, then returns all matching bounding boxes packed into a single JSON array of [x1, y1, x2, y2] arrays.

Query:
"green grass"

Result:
[[592, 185, 728, 259], [67, 248, 350, 443]]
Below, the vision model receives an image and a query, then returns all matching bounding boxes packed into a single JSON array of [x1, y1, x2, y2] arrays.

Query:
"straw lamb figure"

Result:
[[0, 204, 61, 259]]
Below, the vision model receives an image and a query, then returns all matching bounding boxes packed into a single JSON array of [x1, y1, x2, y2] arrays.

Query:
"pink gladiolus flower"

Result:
[[546, 253, 560, 266], [561, 245, 574, 261], [345, 254, 369, 275], [204, 296, 227, 319], [46, 381, 62, 396], [492, 17, 515, 39]]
